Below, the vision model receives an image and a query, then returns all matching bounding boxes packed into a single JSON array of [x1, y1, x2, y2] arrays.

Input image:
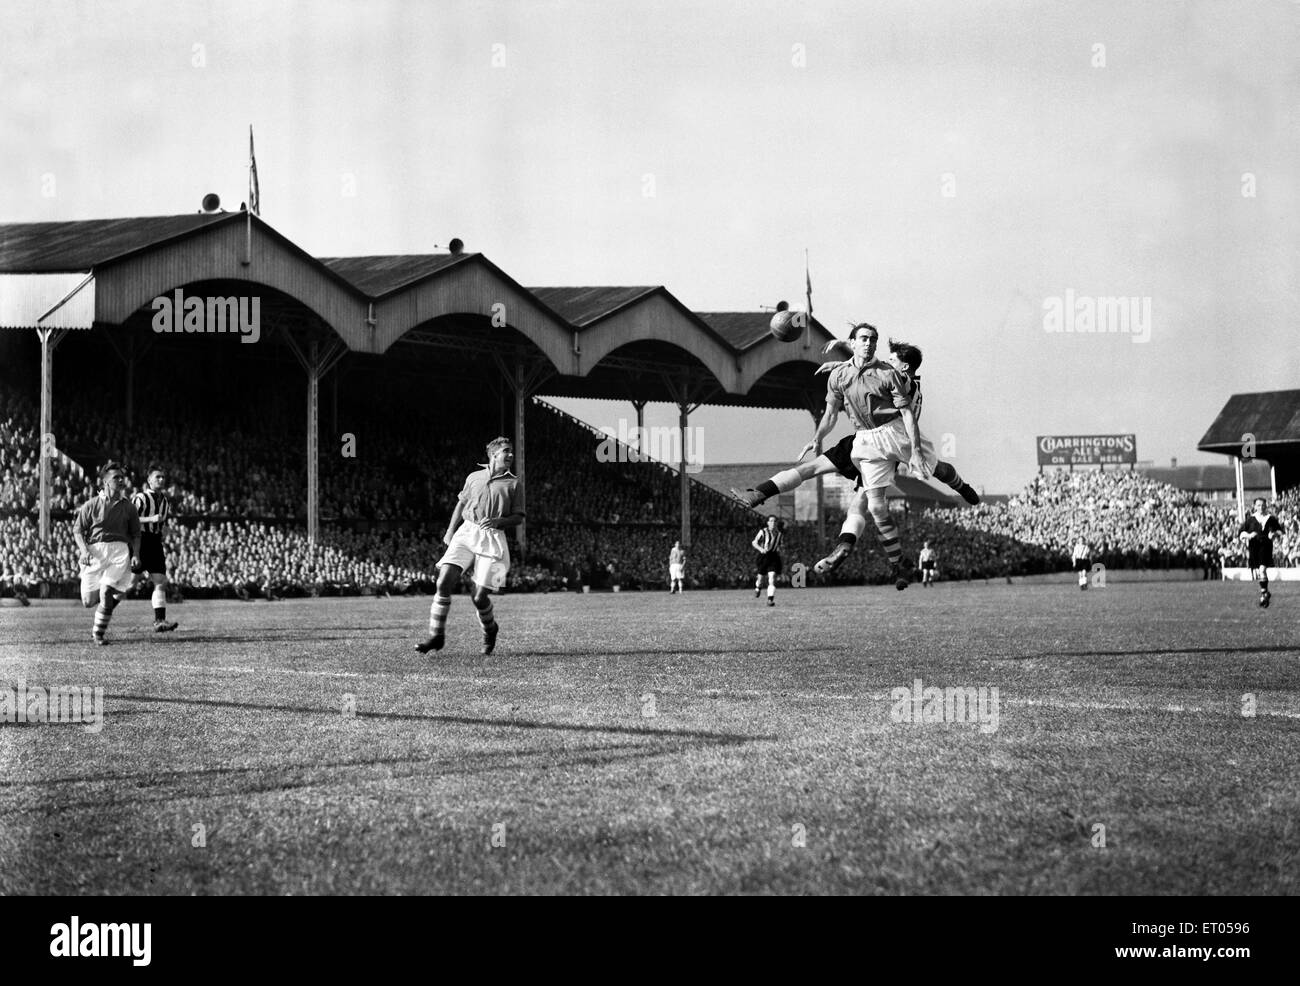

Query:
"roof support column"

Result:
[[103, 331, 154, 429], [808, 408, 825, 545], [36, 326, 68, 543], [282, 329, 346, 543], [493, 354, 553, 562], [1271, 463, 1277, 503], [1234, 456, 1246, 524], [662, 374, 709, 549], [630, 399, 647, 452]]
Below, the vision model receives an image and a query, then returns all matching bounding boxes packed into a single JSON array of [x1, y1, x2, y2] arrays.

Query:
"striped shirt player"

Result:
[[72, 464, 141, 645], [752, 516, 785, 606], [416, 437, 525, 656], [131, 467, 178, 631]]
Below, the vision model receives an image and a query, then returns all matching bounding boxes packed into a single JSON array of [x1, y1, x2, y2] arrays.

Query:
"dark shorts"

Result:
[[821, 434, 861, 484], [136, 532, 167, 575], [1073, 557, 1091, 573], [1247, 543, 1274, 570], [757, 551, 783, 575], [920, 561, 935, 571]]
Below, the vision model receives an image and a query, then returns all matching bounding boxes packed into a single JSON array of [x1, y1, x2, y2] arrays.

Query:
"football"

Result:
[[768, 304, 804, 342]]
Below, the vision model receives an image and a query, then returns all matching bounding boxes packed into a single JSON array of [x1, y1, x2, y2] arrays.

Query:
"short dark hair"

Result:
[[848, 322, 878, 341], [889, 339, 922, 373], [147, 465, 165, 477], [99, 461, 124, 484]]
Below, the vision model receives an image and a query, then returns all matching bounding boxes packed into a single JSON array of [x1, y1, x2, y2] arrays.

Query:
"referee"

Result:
[[752, 515, 785, 607], [132, 466, 179, 632]]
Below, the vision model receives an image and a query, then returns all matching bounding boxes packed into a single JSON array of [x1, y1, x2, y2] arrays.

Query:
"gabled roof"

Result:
[[696, 311, 831, 350], [528, 286, 658, 327], [1198, 390, 1300, 453], [0, 214, 237, 273], [320, 253, 475, 297]]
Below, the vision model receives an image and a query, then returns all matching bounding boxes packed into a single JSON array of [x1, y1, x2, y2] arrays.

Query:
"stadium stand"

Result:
[[1, 339, 1294, 599]]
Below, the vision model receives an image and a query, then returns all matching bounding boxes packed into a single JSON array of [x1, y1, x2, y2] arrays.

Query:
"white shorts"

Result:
[[851, 419, 938, 491], [80, 542, 133, 604], [437, 521, 510, 591], [669, 563, 684, 579]]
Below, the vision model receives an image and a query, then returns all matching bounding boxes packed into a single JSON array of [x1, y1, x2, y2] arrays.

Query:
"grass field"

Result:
[[1, 580, 1297, 895]]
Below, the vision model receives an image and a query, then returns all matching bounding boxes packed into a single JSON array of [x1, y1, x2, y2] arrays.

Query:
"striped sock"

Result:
[[772, 468, 804, 494], [473, 596, 497, 630], [429, 594, 451, 636], [152, 585, 166, 621], [93, 595, 114, 638], [875, 519, 902, 566]]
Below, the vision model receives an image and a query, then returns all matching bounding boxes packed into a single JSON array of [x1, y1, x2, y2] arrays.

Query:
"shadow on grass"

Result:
[[91, 692, 779, 744], [1017, 645, 1300, 660]]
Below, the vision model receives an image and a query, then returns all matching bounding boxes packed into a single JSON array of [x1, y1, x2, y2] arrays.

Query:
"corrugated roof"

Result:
[[319, 253, 473, 297], [695, 312, 778, 350], [528, 286, 658, 327], [1198, 390, 1300, 451], [697, 311, 832, 351], [0, 214, 236, 273]]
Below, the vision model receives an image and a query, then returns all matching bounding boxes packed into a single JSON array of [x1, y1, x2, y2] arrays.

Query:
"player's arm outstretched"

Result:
[[444, 500, 466, 546], [72, 505, 92, 567], [126, 500, 142, 570], [800, 397, 841, 461]]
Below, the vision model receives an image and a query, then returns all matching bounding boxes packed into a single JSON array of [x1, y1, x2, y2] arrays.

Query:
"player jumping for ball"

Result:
[[752, 515, 785, 606], [131, 465, 179, 632], [729, 334, 978, 517], [416, 437, 523, 655], [809, 326, 979, 589], [1239, 497, 1283, 608], [72, 463, 141, 646]]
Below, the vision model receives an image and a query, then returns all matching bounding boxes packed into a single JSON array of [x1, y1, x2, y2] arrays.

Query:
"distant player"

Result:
[[809, 328, 979, 590], [131, 466, 178, 632], [1239, 497, 1283, 608], [72, 463, 141, 645], [918, 541, 937, 586], [416, 437, 523, 655], [1072, 537, 1091, 590], [752, 516, 785, 606], [668, 539, 686, 593]]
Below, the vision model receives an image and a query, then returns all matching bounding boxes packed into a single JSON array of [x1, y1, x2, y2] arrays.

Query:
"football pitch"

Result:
[[1, 581, 1297, 895]]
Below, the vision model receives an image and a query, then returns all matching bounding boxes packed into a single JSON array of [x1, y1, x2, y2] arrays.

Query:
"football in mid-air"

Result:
[[769, 302, 804, 342]]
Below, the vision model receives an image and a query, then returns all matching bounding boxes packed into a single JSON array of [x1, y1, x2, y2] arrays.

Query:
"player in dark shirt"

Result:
[[131, 466, 179, 632], [72, 463, 141, 645], [1238, 497, 1284, 608]]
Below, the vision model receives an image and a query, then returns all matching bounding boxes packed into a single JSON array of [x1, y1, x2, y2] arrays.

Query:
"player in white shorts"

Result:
[[668, 540, 686, 593], [415, 437, 523, 656], [805, 326, 979, 590], [72, 463, 141, 645]]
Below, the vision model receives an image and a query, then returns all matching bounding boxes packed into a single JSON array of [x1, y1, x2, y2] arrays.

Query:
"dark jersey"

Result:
[[75, 494, 141, 546]]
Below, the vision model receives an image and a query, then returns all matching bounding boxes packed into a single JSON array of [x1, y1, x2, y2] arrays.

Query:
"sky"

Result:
[[3, 0, 1297, 493]]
